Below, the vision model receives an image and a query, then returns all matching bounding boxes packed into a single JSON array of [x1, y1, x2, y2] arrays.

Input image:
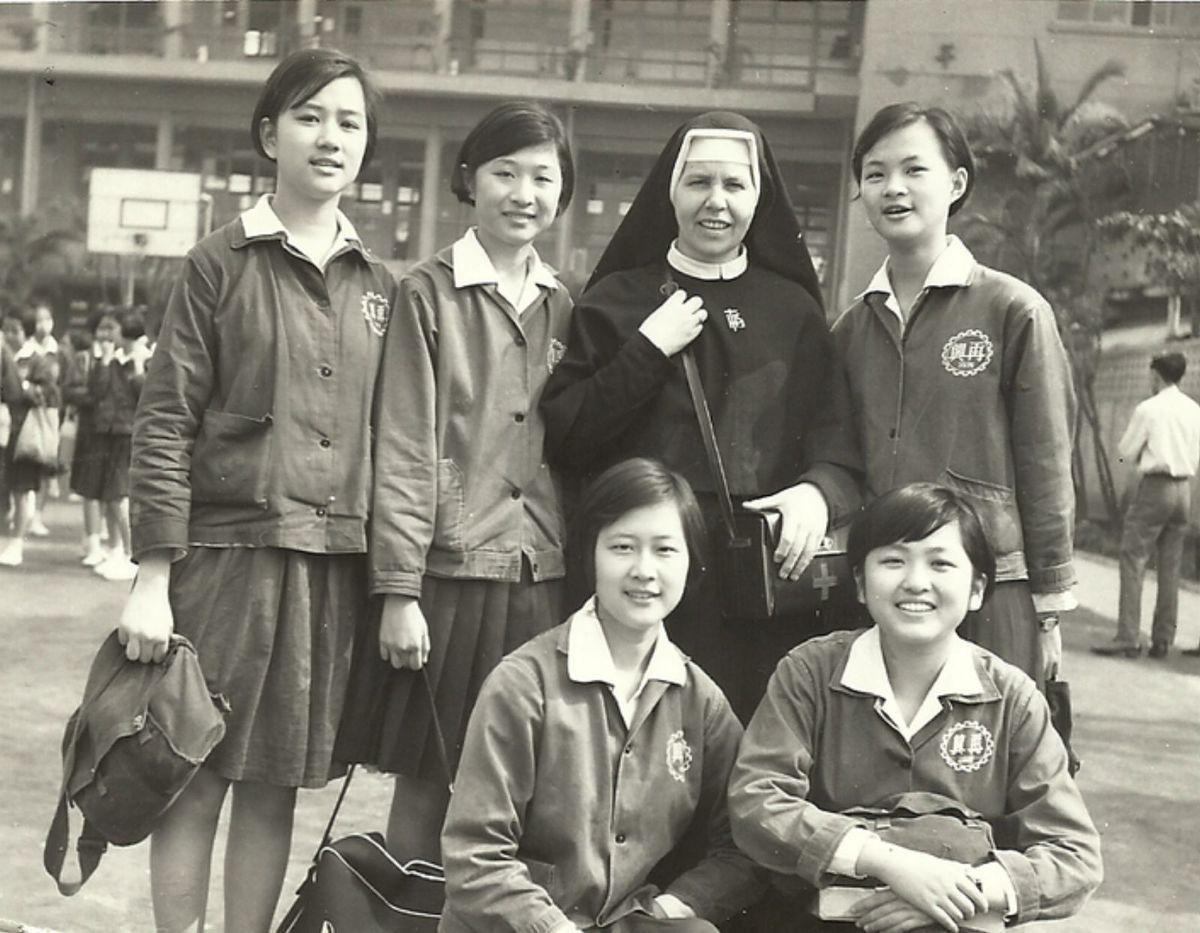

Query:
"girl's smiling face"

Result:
[[261, 75, 367, 205], [857, 520, 986, 651], [470, 141, 563, 253], [593, 501, 690, 642], [672, 160, 757, 264], [859, 119, 967, 251]]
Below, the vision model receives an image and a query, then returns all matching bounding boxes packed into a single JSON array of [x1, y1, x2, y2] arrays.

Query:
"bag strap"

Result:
[[680, 348, 741, 544]]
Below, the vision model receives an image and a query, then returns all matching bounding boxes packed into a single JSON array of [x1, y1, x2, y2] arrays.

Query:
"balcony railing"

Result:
[[14, 0, 861, 92]]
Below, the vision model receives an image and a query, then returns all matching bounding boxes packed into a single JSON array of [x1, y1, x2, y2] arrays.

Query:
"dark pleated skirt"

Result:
[[335, 567, 563, 780], [169, 545, 367, 788], [959, 578, 1040, 686]]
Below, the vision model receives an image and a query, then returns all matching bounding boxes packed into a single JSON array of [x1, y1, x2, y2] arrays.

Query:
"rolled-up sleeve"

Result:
[[728, 654, 858, 884], [129, 255, 219, 559], [990, 684, 1103, 923]]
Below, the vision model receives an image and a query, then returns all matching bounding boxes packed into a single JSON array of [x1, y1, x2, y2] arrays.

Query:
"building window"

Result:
[[344, 5, 363, 36], [1056, 0, 1200, 29]]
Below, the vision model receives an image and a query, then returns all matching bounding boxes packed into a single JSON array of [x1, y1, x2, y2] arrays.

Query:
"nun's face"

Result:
[[672, 160, 756, 264]]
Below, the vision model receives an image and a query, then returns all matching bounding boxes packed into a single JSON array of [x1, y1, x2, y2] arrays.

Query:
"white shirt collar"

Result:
[[566, 597, 687, 726], [451, 228, 558, 312], [16, 335, 56, 361], [841, 627, 983, 741], [240, 195, 360, 268], [667, 241, 748, 281], [858, 235, 976, 319]]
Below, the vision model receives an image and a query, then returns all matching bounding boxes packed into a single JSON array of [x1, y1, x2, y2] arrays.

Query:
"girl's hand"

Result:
[[379, 595, 430, 670], [638, 289, 707, 357], [1039, 620, 1063, 681], [853, 891, 939, 933], [743, 482, 830, 580], [116, 552, 173, 663], [864, 843, 988, 932]]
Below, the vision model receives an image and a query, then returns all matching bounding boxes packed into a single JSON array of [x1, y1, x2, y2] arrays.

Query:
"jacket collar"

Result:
[[231, 195, 378, 264], [450, 228, 558, 292], [559, 596, 688, 691], [667, 240, 748, 280], [857, 235, 977, 319]]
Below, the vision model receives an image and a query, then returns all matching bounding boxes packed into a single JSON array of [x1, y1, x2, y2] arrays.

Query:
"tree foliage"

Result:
[[1096, 202, 1200, 292]]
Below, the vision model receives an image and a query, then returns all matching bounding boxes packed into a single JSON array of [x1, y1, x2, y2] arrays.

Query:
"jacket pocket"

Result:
[[520, 856, 557, 898], [941, 468, 1022, 554], [190, 409, 273, 508], [434, 458, 466, 551]]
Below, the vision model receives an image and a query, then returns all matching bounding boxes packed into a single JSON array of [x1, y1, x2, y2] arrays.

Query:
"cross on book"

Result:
[[812, 560, 838, 601]]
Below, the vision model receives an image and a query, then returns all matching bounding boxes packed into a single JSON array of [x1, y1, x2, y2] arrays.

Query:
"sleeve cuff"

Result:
[[370, 569, 424, 598], [828, 827, 877, 878], [1032, 590, 1078, 613]]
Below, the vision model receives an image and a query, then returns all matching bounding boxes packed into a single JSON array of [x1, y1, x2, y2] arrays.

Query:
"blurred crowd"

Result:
[[0, 300, 153, 579]]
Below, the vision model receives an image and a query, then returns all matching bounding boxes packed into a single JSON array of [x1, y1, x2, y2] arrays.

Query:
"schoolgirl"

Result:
[[442, 458, 761, 932], [540, 111, 861, 721], [334, 101, 575, 857], [63, 309, 111, 567], [728, 483, 1102, 931], [833, 103, 1076, 686], [0, 308, 61, 566], [116, 48, 389, 931]]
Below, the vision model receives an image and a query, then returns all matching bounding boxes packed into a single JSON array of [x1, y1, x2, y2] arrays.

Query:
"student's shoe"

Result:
[[95, 553, 137, 581], [1089, 641, 1143, 659], [81, 544, 108, 567], [1181, 646, 1200, 658], [1147, 643, 1170, 659], [28, 518, 50, 537], [0, 539, 23, 567]]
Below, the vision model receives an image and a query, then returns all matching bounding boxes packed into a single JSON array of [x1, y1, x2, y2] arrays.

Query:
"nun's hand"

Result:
[[379, 595, 430, 670], [744, 482, 829, 580], [639, 289, 707, 357]]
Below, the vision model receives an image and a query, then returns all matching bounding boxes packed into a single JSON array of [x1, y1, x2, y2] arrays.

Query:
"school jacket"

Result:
[[129, 210, 395, 558], [728, 630, 1102, 925], [370, 245, 572, 596], [832, 261, 1075, 593], [89, 356, 145, 436], [441, 616, 761, 932]]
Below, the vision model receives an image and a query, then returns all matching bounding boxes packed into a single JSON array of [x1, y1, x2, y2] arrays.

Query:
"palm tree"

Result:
[[958, 40, 1129, 523]]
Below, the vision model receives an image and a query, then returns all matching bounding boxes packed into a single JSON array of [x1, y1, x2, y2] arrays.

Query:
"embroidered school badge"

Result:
[[360, 290, 390, 337], [665, 729, 693, 783], [939, 720, 995, 772], [547, 337, 567, 374], [941, 329, 994, 378], [723, 308, 746, 333]]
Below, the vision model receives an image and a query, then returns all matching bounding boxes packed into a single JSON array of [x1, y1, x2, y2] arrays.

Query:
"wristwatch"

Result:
[[1037, 613, 1060, 633]]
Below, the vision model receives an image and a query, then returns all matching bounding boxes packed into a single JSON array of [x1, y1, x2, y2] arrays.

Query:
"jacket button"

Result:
[[510, 489, 521, 500], [514, 335, 526, 347], [319, 365, 333, 378], [615, 833, 626, 844], [319, 438, 331, 448], [315, 506, 327, 517], [514, 412, 525, 423], [624, 743, 633, 755]]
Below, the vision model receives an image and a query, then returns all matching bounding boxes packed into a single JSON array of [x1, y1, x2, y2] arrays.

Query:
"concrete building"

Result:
[[0, 0, 863, 305], [0, 0, 1197, 314]]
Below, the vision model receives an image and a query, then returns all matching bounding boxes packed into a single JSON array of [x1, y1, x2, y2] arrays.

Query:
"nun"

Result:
[[541, 111, 861, 721]]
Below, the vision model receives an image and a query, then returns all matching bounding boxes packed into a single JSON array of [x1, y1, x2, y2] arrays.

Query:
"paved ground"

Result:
[[2, 501, 1199, 931]]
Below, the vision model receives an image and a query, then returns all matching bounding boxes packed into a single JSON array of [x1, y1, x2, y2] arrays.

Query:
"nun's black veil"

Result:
[[585, 111, 822, 307]]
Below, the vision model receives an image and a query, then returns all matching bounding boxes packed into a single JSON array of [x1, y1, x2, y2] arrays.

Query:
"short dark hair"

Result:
[[118, 308, 145, 341], [1151, 351, 1186, 384], [251, 47, 381, 169], [450, 101, 575, 215], [574, 458, 707, 593], [847, 483, 996, 603], [852, 102, 976, 217]]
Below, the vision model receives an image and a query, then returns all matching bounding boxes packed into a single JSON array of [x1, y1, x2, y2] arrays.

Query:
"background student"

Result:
[[335, 101, 576, 862], [115, 47, 388, 932], [442, 458, 761, 932], [833, 102, 1076, 687]]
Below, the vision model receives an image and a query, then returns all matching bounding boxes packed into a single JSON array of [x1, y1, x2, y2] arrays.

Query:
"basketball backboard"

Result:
[[86, 168, 204, 257]]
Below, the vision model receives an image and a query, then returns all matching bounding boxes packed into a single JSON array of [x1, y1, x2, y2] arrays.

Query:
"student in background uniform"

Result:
[[115, 48, 389, 932], [728, 484, 1102, 932], [335, 101, 576, 862], [442, 458, 761, 932], [833, 103, 1076, 688], [64, 310, 110, 567], [540, 111, 860, 722]]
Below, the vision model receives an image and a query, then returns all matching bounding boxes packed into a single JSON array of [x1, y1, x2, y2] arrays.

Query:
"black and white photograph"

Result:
[[0, 1, 1198, 930]]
